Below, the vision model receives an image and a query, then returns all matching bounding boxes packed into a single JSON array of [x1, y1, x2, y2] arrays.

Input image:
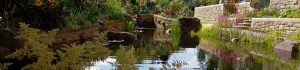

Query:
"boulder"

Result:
[[137, 14, 156, 28], [179, 18, 201, 34], [274, 37, 299, 61], [107, 32, 136, 45], [0, 28, 22, 55]]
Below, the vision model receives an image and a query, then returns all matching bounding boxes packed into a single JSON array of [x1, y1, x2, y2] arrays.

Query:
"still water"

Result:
[[86, 29, 300, 70]]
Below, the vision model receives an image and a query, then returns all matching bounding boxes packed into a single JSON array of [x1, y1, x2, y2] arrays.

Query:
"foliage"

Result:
[[162, 60, 188, 70], [256, 8, 280, 18], [106, 0, 124, 20], [255, 8, 300, 18], [115, 46, 137, 70], [224, 3, 237, 14], [65, 6, 100, 27], [218, 14, 234, 27], [125, 21, 135, 32], [5, 23, 111, 69], [160, 0, 192, 18], [196, 0, 219, 6], [170, 19, 181, 46], [288, 30, 300, 41], [280, 9, 300, 18], [250, 0, 270, 10], [0, 63, 12, 70], [241, 11, 254, 18]]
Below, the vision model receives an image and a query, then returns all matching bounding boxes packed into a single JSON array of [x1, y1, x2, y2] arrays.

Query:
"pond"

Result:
[[86, 29, 300, 70]]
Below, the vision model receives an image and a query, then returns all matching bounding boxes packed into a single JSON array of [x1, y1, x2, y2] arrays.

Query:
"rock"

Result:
[[274, 37, 299, 61], [0, 28, 22, 54], [179, 18, 201, 34], [107, 32, 136, 45], [137, 14, 156, 28]]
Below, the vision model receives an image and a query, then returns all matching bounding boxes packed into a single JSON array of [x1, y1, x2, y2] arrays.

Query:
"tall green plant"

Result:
[[170, 19, 181, 46], [125, 21, 135, 32], [106, 0, 124, 20]]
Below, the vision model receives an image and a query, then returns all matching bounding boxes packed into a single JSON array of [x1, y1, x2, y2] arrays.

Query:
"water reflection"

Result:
[[87, 29, 300, 70]]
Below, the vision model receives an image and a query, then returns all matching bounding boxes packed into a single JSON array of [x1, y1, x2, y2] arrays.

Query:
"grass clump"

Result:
[[170, 19, 181, 46], [125, 21, 135, 32]]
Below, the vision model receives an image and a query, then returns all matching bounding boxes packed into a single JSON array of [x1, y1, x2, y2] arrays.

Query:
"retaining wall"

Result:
[[194, 2, 253, 23], [251, 18, 300, 34], [269, 0, 300, 10]]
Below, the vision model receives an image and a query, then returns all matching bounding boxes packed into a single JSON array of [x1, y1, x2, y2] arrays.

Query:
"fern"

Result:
[[5, 23, 111, 69]]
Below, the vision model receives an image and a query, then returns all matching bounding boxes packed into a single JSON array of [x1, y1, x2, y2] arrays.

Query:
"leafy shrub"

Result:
[[106, 0, 124, 20], [241, 11, 254, 18], [5, 23, 111, 69], [125, 21, 135, 32], [170, 19, 181, 46], [224, 3, 237, 14], [280, 9, 300, 18], [163, 0, 192, 17], [256, 8, 280, 18], [115, 47, 137, 70]]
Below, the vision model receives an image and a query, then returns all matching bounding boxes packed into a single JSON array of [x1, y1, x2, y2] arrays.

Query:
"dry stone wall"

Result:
[[251, 18, 300, 34], [194, 2, 253, 23], [269, 0, 300, 10], [194, 4, 223, 23]]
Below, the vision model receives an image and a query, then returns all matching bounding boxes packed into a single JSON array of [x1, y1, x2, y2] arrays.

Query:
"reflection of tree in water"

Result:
[[179, 34, 199, 48], [115, 47, 137, 70], [198, 49, 208, 62], [207, 55, 219, 70]]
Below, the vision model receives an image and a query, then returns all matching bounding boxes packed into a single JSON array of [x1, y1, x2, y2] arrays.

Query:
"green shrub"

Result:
[[6, 23, 111, 69], [164, 0, 192, 17], [106, 0, 124, 20], [115, 47, 137, 70], [257, 8, 280, 18], [170, 19, 181, 46], [280, 9, 300, 18], [125, 21, 135, 32]]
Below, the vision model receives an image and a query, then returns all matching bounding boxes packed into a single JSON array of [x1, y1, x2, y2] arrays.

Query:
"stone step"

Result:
[[233, 25, 250, 29], [242, 20, 251, 23], [237, 23, 251, 26], [240, 18, 250, 20]]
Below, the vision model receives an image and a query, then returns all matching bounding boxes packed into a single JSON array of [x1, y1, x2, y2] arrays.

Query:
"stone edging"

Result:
[[252, 18, 300, 23]]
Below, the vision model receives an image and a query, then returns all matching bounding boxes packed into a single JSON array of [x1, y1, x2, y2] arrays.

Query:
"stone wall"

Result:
[[194, 2, 253, 23], [153, 15, 175, 29], [269, 0, 300, 10], [251, 18, 300, 34], [194, 4, 223, 23]]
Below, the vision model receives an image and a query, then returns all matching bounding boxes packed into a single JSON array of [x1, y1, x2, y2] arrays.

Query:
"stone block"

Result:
[[284, 27, 290, 30], [291, 27, 297, 31]]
